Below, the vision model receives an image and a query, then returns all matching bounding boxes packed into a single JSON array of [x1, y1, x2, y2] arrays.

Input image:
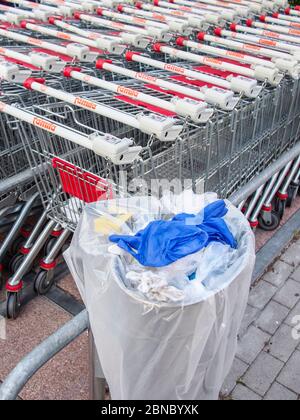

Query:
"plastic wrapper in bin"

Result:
[[64, 192, 256, 400]]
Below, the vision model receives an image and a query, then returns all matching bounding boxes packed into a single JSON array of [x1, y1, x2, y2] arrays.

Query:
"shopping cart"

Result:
[[0, 0, 174, 42], [46, 15, 150, 49], [136, 0, 240, 22], [244, 155, 300, 230], [113, 2, 226, 29], [0, 64, 44, 287], [0, 59, 195, 317], [0, 45, 102, 293]]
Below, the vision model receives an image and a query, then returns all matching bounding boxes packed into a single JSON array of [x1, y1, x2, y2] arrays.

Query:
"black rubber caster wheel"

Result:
[[258, 212, 280, 231], [6, 292, 21, 320], [9, 254, 25, 275], [9, 237, 25, 256], [44, 237, 57, 257], [287, 183, 299, 207], [274, 199, 286, 220], [286, 188, 293, 208], [34, 270, 55, 295]]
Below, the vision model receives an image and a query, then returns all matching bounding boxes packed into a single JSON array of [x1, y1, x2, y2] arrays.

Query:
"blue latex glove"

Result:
[[173, 201, 237, 249], [109, 200, 236, 267], [110, 221, 209, 267]]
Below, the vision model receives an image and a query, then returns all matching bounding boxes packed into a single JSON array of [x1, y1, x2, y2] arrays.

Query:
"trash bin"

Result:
[[65, 192, 256, 400]]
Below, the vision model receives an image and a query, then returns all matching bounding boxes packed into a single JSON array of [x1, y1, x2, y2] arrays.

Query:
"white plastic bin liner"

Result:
[[65, 193, 255, 400]]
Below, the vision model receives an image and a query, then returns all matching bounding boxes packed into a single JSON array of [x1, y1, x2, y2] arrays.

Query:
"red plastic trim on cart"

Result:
[[20, 246, 31, 255], [6, 281, 23, 292], [115, 95, 175, 117], [192, 65, 233, 79], [63, 66, 82, 78], [196, 33, 205, 42], [170, 74, 213, 89], [51, 229, 64, 238], [249, 220, 259, 228], [212, 57, 251, 68], [152, 43, 164, 52], [261, 205, 272, 212], [214, 28, 223, 37], [73, 11, 82, 20], [95, 59, 113, 69], [89, 46, 106, 55], [20, 227, 31, 238], [176, 36, 188, 46], [125, 51, 141, 62], [0, 22, 16, 30], [48, 16, 63, 25], [23, 77, 46, 90], [52, 157, 113, 203], [39, 260, 57, 271], [276, 192, 289, 200], [19, 20, 28, 29], [19, 19, 38, 29]]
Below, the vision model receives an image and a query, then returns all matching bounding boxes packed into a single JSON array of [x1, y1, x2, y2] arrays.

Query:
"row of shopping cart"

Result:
[[0, 0, 300, 318]]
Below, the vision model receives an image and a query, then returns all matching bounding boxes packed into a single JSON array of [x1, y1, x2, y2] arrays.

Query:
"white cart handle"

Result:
[[0, 46, 65, 73], [0, 100, 141, 165], [129, 48, 262, 98], [50, 17, 130, 51], [21, 20, 125, 55], [67, 64, 213, 123], [97, 56, 240, 111]]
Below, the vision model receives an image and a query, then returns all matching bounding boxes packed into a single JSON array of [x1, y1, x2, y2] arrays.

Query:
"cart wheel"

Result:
[[286, 188, 293, 208], [258, 212, 280, 231], [6, 292, 21, 320], [34, 270, 55, 295], [274, 199, 286, 220], [9, 254, 25, 275], [9, 237, 25, 256], [44, 237, 57, 256], [287, 183, 299, 207]]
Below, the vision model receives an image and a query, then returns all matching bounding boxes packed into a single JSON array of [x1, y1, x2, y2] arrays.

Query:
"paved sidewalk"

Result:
[[222, 237, 300, 400]]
